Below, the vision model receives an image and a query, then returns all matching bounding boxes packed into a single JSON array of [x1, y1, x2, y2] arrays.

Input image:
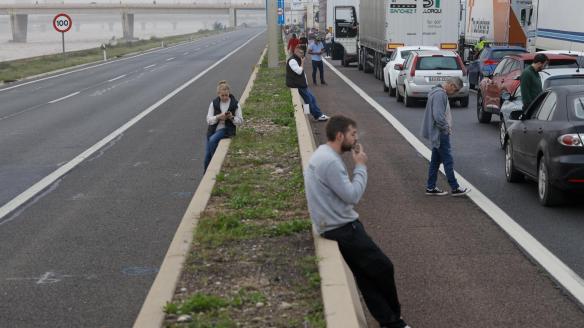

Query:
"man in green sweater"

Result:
[[520, 53, 549, 111]]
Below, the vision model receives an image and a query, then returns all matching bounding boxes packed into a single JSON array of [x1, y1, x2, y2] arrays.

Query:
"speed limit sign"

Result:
[[53, 13, 72, 33]]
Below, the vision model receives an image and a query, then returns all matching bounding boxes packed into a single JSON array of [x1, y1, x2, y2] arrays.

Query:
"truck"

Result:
[[530, 0, 584, 53], [358, 0, 461, 81], [320, 0, 360, 66], [464, 0, 535, 56]]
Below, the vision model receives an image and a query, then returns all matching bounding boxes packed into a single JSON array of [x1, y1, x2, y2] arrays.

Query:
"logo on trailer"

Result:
[[423, 0, 442, 13]]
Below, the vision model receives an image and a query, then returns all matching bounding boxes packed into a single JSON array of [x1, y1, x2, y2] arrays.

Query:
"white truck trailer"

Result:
[[320, 0, 360, 66], [358, 0, 460, 80], [530, 0, 584, 52], [464, 0, 534, 51]]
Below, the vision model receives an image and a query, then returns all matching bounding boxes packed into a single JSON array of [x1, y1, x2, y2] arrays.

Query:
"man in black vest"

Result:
[[286, 46, 329, 121]]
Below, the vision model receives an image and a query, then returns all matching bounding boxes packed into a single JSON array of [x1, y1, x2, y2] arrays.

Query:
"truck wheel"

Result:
[[363, 49, 373, 73], [358, 49, 363, 71], [477, 91, 492, 123]]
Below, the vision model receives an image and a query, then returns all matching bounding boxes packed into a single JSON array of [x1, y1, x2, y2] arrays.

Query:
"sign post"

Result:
[[277, 0, 285, 26], [53, 13, 72, 55]]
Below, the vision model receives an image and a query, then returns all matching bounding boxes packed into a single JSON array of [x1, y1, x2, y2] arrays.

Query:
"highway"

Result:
[[0, 27, 265, 327], [327, 60, 584, 280]]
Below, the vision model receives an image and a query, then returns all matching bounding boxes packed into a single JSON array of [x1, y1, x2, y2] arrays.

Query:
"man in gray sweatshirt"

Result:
[[305, 115, 410, 328], [420, 77, 470, 196]]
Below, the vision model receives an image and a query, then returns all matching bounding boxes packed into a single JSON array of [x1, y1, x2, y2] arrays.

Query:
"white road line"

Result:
[[166, 57, 175, 61], [323, 59, 584, 307], [195, 47, 201, 51], [183, 52, 189, 55], [107, 74, 127, 82], [143, 64, 156, 69], [47, 91, 80, 104], [0, 30, 265, 225]]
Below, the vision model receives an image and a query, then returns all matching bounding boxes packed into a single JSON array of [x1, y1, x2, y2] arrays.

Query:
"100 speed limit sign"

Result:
[[53, 13, 72, 33]]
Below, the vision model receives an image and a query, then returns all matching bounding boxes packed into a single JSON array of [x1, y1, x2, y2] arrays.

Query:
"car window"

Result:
[[401, 50, 412, 60], [491, 50, 526, 60], [527, 92, 549, 117], [545, 77, 584, 88], [500, 59, 516, 74], [390, 51, 397, 61], [416, 56, 460, 70], [494, 59, 508, 75], [479, 50, 489, 60], [535, 92, 557, 121], [508, 60, 522, 73], [403, 54, 414, 69], [514, 86, 522, 99], [572, 95, 584, 120]]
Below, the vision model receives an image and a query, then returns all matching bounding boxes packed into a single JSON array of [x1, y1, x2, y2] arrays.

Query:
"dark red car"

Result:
[[477, 53, 579, 123]]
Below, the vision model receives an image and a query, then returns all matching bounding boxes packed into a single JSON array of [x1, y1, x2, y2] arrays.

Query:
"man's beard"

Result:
[[341, 141, 354, 152]]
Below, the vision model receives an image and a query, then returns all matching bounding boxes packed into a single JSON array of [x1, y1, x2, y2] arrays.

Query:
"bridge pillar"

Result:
[[229, 8, 237, 28], [108, 22, 114, 32], [172, 21, 177, 31], [10, 14, 28, 43], [122, 13, 134, 41], [141, 22, 146, 31]]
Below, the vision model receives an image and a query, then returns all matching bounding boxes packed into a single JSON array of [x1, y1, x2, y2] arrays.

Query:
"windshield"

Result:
[[401, 50, 412, 60], [491, 50, 526, 60], [335, 6, 357, 38], [571, 95, 584, 120], [416, 56, 461, 70]]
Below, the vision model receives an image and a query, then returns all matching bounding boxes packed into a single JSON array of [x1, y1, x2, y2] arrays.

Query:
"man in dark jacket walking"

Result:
[[520, 53, 548, 110], [286, 46, 329, 121]]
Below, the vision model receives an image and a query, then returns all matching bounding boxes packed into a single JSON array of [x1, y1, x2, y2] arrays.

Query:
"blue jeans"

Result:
[[312, 60, 325, 84], [204, 128, 226, 171], [297, 87, 323, 119], [427, 133, 459, 190]]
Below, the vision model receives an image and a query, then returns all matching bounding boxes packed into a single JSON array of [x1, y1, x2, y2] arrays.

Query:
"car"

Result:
[[383, 46, 438, 97], [499, 68, 584, 148], [504, 85, 584, 206], [467, 46, 527, 90], [477, 53, 579, 123], [395, 50, 469, 107], [538, 50, 584, 67]]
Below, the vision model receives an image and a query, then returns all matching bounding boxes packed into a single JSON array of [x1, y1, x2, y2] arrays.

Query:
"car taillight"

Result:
[[483, 59, 498, 65], [558, 134, 584, 147], [456, 56, 467, 76], [410, 56, 418, 77]]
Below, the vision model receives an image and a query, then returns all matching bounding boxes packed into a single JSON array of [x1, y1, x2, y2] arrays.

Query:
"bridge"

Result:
[[0, 2, 266, 42]]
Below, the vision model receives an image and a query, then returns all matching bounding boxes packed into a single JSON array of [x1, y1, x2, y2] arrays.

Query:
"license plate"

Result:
[[429, 76, 449, 82]]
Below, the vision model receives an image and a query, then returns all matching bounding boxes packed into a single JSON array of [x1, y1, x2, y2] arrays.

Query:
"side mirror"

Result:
[[394, 63, 403, 70], [509, 110, 523, 120], [501, 91, 512, 101], [382, 56, 391, 64]]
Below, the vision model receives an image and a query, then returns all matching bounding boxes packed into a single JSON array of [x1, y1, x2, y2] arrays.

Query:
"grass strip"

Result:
[[163, 42, 324, 328], [0, 28, 230, 83]]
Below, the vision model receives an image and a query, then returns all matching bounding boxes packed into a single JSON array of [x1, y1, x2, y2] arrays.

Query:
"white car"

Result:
[[383, 46, 438, 97], [538, 50, 584, 67]]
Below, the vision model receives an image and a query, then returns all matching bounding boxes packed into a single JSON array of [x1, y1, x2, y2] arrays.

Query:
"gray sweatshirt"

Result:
[[421, 85, 452, 149], [304, 144, 367, 235]]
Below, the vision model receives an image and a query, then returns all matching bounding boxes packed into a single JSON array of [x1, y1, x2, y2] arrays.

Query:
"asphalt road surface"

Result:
[[326, 60, 584, 283], [0, 28, 266, 327]]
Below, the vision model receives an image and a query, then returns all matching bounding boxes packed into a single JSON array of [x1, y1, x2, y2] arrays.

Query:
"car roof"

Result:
[[546, 85, 584, 96], [506, 53, 577, 61], [412, 50, 457, 57], [540, 68, 584, 79], [538, 50, 584, 57], [487, 46, 527, 51], [397, 46, 438, 52]]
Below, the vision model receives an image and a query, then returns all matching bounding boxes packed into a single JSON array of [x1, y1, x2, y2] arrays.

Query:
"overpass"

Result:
[[0, 2, 266, 42]]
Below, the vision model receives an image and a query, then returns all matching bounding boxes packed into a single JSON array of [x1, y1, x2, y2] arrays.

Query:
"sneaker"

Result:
[[451, 187, 471, 196], [317, 114, 329, 121], [425, 187, 448, 196], [321, 81, 327, 85]]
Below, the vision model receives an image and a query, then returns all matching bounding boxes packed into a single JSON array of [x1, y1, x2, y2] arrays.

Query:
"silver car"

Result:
[[396, 50, 470, 107]]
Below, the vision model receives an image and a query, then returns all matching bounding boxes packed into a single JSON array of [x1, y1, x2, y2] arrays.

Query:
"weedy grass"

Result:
[[165, 43, 324, 327], [0, 29, 226, 83]]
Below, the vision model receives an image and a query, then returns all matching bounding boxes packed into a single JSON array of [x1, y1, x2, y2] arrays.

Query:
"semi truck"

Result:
[[320, 0, 360, 66], [358, 0, 460, 80], [464, 0, 535, 55], [530, 0, 584, 52]]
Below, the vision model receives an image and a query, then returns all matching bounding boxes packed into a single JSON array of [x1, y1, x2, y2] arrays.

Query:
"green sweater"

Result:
[[520, 65, 542, 109]]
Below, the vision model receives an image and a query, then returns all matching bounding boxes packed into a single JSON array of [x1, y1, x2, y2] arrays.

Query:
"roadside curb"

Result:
[[132, 46, 267, 328]]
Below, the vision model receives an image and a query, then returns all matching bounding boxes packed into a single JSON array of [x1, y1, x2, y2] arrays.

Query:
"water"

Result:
[[0, 12, 265, 62]]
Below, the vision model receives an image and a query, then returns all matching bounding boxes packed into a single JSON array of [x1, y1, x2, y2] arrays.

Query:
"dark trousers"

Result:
[[297, 87, 323, 119], [427, 133, 459, 190], [322, 220, 406, 328], [312, 60, 325, 84]]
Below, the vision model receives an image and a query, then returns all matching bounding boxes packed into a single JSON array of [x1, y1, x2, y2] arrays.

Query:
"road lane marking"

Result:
[[0, 30, 265, 226], [166, 57, 175, 61], [183, 52, 189, 55], [107, 74, 127, 82], [195, 47, 201, 51], [47, 91, 80, 104], [143, 64, 156, 69], [323, 59, 584, 307]]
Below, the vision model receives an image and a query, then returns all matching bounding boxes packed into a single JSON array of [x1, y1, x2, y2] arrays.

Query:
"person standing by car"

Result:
[[286, 46, 329, 121], [308, 36, 327, 85], [204, 80, 243, 172], [324, 31, 332, 58], [421, 77, 470, 196], [520, 53, 549, 110], [299, 33, 308, 56], [304, 115, 411, 328]]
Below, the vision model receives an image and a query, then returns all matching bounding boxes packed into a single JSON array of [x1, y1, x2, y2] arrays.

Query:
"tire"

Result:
[[383, 75, 389, 92], [499, 118, 507, 149], [389, 81, 397, 97], [477, 91, 492, 123], [363, 49, 373, 73], [396, 87, 404, 102], [460, 95, 469, 107], [538, 157, 564, 206], [505, 142, 523, 182], [404, 89, 413, 107], [358, 49, 363, 71]]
